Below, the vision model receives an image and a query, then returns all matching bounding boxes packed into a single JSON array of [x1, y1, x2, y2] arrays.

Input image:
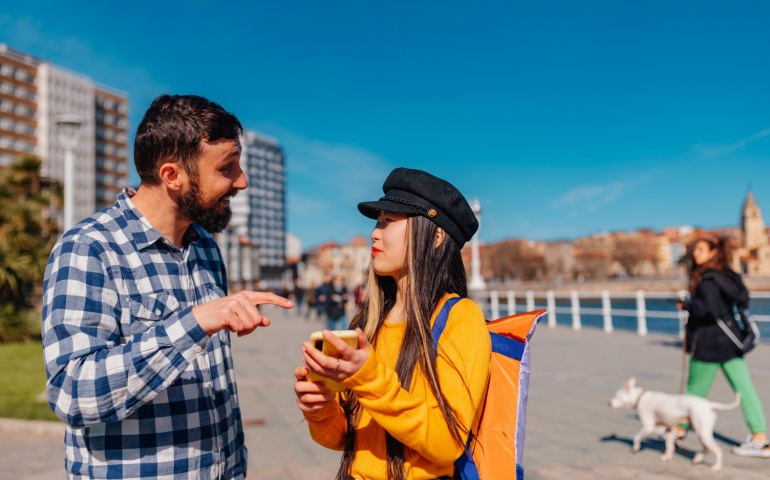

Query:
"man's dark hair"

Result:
[[134, 94, 243, 185]]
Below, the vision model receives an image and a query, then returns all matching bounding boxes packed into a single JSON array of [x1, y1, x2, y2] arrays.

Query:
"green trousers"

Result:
[[685, 356, 767, 434]]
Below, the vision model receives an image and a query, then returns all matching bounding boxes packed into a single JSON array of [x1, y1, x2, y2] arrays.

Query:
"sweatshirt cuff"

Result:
[[340, 345, 380, 392], [303, 402, 341, 422]]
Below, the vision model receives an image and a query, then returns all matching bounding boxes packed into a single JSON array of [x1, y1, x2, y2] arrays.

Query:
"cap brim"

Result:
[[357, 200, 422, 219]]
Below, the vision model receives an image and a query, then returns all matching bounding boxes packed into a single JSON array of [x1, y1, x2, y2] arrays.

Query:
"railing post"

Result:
[[526, 290, 535, 312], [636, 290, 648, 336], [571, 290, 581, 330], [546, 290, 556, 328], [507, 290, 516, 316], [490, 290, 500, 320], [677, 289, 688, 341], [601, 289, 613, 333]]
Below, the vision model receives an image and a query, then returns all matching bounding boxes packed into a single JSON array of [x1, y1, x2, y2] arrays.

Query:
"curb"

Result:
[[0, 417, 64, 438]]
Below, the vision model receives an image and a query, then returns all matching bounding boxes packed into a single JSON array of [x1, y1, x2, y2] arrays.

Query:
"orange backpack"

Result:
[[432, 297, 545, 480]]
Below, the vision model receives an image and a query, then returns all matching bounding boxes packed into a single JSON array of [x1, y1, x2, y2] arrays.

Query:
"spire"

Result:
[[743, 190, 758, 213]]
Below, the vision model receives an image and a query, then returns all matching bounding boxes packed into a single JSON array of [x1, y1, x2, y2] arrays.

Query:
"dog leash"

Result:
[[678, 330, 688, 394], [678, 306, 690, 395]]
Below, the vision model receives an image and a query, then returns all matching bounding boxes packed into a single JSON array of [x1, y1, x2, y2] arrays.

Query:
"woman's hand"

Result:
[[302, 328, 370, 385], [293, 366, 336, 414]]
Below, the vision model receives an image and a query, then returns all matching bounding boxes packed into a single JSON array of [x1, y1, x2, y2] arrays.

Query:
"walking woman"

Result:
[[293, 168, 492, 479], [677, 235, 769, 458]]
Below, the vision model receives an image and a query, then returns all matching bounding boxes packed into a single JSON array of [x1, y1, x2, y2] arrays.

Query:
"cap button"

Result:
[[428, 209, 437, 217]]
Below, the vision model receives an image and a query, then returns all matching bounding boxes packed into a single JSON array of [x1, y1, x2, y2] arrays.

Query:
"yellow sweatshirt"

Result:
[[304, 294, 492, 480]]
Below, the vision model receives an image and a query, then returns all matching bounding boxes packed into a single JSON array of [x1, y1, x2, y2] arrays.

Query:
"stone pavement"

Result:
[[2, 305, 768, 479]]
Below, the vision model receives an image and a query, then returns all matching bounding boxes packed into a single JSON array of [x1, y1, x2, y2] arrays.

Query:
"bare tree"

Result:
[[613, 237, 645, 276]]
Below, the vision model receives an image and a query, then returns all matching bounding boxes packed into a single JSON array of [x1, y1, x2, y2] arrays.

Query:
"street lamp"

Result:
[[55, 114, 84, 232], [468, 198, 487, 291]]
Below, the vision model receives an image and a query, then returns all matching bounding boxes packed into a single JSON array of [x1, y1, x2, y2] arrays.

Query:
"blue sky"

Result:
[[2, 2, 769, 249]]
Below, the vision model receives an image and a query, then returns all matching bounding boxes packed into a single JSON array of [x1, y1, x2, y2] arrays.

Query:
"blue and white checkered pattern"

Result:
[[42, 190, 247, 479]]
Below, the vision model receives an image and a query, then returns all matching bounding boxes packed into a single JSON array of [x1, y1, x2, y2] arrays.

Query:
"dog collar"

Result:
[[633, 389, 648, 409]]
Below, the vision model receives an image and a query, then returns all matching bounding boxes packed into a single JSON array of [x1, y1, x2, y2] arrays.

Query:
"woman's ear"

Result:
[[434, 228, 446, 249]]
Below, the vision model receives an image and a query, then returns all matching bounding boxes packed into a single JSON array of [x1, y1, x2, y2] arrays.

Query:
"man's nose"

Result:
[[234, 171, 247, 190]]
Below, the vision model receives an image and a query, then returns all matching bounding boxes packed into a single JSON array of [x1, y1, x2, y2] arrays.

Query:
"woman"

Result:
[[293, 167, 492, 479], [677, 235, 769, 458]]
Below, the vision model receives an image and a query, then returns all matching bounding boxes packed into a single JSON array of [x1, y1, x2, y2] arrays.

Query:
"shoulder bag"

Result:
[[715, 308, 760, 355]]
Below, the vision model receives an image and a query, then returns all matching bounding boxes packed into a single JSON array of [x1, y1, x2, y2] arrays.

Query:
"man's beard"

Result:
[[179, 176, 238, 233]]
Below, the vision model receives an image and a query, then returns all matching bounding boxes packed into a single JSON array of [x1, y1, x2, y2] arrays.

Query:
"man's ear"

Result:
[[158, 162, 184, 191], [434, 227, 446, 249]]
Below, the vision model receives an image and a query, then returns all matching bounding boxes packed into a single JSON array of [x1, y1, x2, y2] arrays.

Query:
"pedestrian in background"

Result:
[[41, 94, 293, 479], [293, 167, 491, 479], [305, 281, 318, 322], [326, 274, 349, 330], [354, 280, 368, 311], [677, 235, 769, 458], [292, 278, 306, 316], [315, 273, 332, 323]]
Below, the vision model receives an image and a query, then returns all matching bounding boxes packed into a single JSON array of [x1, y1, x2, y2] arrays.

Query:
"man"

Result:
[[314, 273, 332, 323], [41, 94, 293, 479], [291, 278, 305, 316], [325, 274, 349, 330]]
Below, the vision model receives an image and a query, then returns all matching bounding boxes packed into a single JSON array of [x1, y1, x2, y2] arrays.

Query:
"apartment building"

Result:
[[221, 129, 287, 289], [0, 43, 128, 226], [0, 45, 38, 167]]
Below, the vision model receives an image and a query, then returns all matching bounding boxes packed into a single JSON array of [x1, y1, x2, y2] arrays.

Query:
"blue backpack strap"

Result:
[[431, 296, 463, 351], [430, 296, 481, 480], [489, 332, 525, 360], [455, 438, 481, 480]]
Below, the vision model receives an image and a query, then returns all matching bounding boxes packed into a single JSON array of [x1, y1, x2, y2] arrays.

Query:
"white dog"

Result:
[[609, 377, 741, 472]]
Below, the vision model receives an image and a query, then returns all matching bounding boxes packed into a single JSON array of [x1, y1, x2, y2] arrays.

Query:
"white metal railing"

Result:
[[476, 289, 770, 338]]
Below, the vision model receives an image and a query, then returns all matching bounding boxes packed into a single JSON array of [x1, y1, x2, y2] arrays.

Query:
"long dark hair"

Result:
[[336, 215, 469, 480], [687, 235, 734, 293]]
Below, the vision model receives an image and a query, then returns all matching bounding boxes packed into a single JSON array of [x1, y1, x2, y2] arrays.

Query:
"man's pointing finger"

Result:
[[242, 291, 294, 309]]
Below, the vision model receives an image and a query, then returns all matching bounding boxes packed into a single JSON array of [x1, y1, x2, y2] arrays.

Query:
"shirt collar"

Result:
[[117, 188, 202, 251]]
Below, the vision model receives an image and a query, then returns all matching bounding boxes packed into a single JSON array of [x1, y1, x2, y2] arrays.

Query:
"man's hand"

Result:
[[192, 291, 293, 337]]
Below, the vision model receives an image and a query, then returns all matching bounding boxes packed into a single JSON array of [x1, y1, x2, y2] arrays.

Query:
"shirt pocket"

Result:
[[128, 291, 181, 335], [201, 283, 227, 303]]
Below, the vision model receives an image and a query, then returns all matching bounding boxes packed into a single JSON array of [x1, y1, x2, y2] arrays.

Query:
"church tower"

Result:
[[741, 191, 768, 249]]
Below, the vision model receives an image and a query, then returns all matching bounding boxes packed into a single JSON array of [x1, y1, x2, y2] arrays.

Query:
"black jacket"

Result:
[[326, 284, 348, 320], [684, 268, 750, 363]]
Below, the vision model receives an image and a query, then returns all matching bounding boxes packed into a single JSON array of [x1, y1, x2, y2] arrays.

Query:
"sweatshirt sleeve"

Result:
[[302, 399, 347, 450], [340, 298, 491, 466]]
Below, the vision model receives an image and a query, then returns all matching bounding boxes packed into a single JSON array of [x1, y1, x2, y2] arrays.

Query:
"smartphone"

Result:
[[306, 330, 359, 392]]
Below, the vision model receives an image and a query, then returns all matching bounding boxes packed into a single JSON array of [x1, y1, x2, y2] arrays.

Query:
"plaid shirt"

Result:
[[42, 190, 247, 479]]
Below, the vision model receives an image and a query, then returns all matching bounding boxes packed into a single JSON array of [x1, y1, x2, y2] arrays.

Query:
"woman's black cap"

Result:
[[357, 167, 479, 247]]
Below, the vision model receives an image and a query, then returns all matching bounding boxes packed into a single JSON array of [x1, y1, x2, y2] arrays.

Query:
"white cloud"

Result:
[[551, 181, 630, 212], [253, 124, 393, 216], [287, 192, 330, 216], [694, 128, 770, 158]]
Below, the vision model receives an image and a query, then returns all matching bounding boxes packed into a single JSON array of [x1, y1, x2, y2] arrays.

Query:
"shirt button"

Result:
[[155, 308, 162, 316], [194, 345, 202, 353]]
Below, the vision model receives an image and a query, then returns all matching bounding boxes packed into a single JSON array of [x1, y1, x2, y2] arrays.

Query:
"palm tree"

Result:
[[0, 155, 61, 342]]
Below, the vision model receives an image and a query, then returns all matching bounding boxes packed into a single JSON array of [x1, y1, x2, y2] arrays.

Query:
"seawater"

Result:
[[484, 298, 770, 342]]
